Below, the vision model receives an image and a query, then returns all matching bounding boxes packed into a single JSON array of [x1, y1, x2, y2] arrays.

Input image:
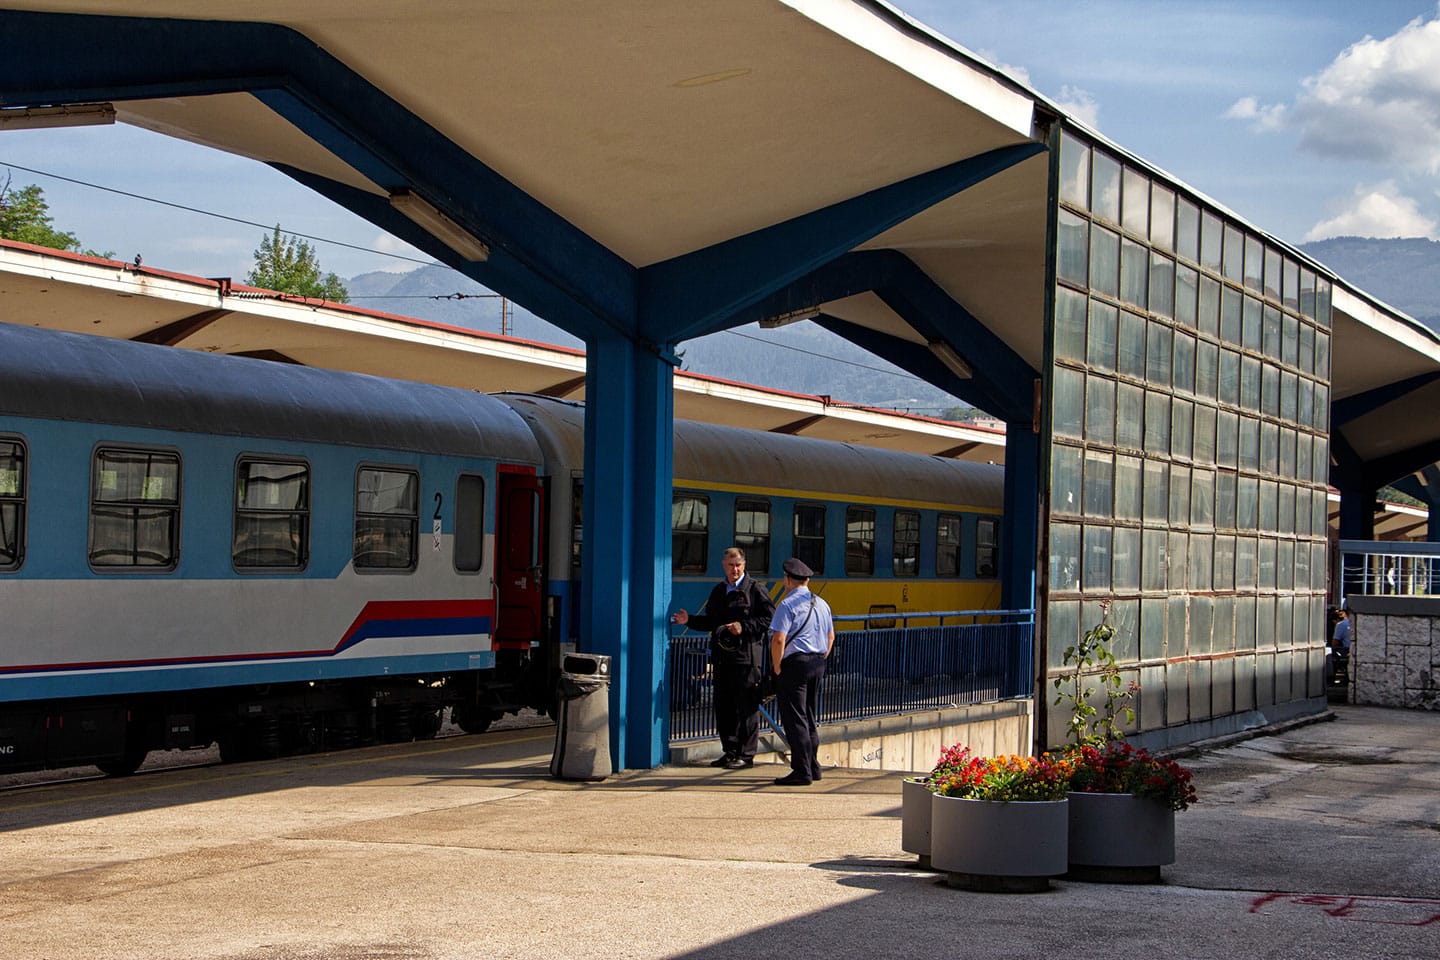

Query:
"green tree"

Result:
[[0, 175, 110, 256], [247, 225, 349, 302]]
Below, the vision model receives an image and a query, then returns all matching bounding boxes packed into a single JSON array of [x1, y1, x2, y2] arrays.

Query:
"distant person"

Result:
[[671, 547, 775, 769], [768, 557, 834, 787], [1332, 606, 1351, 655], [1326, 606, 1352, 685]]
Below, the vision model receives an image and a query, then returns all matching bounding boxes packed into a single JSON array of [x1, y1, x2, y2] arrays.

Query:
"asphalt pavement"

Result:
[[0, 703, 1436, 960]]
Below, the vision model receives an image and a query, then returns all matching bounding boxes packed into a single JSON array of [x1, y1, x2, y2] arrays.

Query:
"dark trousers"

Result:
[[777, 653, 826, 781], [713, 660, 762, 759]]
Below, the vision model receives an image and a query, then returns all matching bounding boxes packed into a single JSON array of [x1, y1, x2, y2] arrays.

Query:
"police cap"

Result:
[[782, 557, 814, 579]]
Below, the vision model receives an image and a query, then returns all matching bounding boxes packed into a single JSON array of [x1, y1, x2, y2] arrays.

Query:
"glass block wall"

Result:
[[1042, 126, 1333, 748]]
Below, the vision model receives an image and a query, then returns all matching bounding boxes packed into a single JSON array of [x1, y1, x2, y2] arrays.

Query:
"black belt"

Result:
[[783, 652, 824, 662]]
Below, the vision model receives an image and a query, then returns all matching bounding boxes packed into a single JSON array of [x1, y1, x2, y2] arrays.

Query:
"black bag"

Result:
[[712, 624, 742, 655], [758, 664, 776, 702]]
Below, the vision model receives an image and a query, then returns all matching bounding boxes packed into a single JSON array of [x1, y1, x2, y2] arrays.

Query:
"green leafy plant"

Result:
[[1053, 599, 1137, 747]]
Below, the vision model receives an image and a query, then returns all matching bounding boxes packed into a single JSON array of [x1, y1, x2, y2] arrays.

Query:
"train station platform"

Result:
[[1, 704, 1435, 960]]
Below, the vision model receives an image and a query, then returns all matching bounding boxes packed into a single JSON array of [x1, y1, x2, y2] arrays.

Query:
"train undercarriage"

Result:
[[0, 654, 553, 776]]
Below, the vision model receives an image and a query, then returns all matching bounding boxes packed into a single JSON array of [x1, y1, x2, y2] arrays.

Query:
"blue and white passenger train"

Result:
[[0, 322, 1005, 775]]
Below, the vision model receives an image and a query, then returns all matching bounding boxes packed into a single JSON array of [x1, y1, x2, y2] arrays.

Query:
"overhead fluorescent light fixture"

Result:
[[388, 189, 490, 262], [0, 103, 117, 131], [928, 339, 974, 379], [760, 306, 821, 329]]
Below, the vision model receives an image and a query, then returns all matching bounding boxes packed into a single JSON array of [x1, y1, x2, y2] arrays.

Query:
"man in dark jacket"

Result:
[[671, 546, 775, 768]]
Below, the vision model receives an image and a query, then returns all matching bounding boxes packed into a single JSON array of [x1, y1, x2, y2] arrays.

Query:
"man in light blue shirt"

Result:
[[768, 557, 834, 786], [1332, 607, 1351, 654]]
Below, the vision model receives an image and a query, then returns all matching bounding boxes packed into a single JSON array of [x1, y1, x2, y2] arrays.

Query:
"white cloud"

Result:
[[1303, 181, 1438, 241], [369, 232, 431, 269], [1289, 12, 1440, 172], [1054, 84, 1099, 129], [976, 53, 1099, 129], [1221, 95, 1286, 132]]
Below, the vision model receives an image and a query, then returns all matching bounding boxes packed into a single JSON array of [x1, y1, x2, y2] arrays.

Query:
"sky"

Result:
[[3, 1, 1440, 287]]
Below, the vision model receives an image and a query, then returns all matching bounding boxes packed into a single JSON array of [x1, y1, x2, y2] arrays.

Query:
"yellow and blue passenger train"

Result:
[[0, 323, 1005, 775]]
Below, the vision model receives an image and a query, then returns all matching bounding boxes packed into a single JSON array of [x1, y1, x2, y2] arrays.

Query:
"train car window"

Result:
[[453, 474, 485, 572], [893, 510, 920, 577], [354, 466, 419, 571], [936, 513, 961, 577], [976, 516, 1000, 579], [0, 438, 25, 571], [793, 503, 826, 575], [734, 497, 770, 575], [845, 506, 875, 576], [233, 457, 310, 570], [89, 446, 181, 570], [672, 493, 709, 573]]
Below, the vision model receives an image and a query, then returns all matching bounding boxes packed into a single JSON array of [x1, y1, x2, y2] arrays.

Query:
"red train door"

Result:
[[495, 470, 545, 651]]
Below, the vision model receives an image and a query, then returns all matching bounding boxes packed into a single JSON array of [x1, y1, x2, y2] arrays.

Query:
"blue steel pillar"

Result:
[[581, 334, 675, 770], [1335, 481, 1376, 543], [1001, 422, 1040, 612], [1334, 478, 1375, 602]]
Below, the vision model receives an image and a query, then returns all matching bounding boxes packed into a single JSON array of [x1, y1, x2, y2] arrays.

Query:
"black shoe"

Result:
[[709, 755, 735, 768], [723, 756, 754, 769], [811, 769, 823, 781], [773, 772, 813, 786]]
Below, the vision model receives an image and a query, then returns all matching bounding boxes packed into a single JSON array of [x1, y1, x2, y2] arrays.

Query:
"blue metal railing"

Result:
[[668, 608, 1034, 743]]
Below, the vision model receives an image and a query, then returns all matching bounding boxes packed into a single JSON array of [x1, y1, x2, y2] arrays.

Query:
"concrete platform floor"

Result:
[[1, 703, 1437, 960]]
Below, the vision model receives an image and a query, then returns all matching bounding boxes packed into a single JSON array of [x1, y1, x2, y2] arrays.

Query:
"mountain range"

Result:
[[1295, 237, 1440, 330], [345, 236, 1438, 418], [347, 264, 964, 416]]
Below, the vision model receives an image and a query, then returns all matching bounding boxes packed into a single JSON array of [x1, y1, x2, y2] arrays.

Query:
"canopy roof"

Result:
[[4, 2, 1439, 482]]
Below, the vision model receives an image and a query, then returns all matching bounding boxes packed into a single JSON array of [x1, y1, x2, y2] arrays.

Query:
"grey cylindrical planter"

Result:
[[1066, 791, 1175, 884], [900, 777, 933, 869], [930, 794, 1069, 892]]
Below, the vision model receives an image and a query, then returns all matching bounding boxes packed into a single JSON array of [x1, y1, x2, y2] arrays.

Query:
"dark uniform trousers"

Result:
[[777, 652, 826, 782], [713, 657, 763, 760]]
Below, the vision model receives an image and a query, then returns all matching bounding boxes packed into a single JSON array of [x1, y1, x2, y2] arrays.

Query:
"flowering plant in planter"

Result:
[[1052, 603, 1199, 812], [929, 748, 1074, 802], [1067, 742, 1197, 812]]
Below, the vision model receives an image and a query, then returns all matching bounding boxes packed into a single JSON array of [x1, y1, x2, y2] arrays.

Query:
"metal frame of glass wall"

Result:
[[1041, 124, 1333, 747]]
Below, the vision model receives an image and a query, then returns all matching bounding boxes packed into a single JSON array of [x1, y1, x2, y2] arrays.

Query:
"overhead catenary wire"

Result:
[[0, 159, 434, 266]]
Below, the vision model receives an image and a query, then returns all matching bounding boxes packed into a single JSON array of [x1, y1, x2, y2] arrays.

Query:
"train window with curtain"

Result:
[[233, 457, 310, 570], [975, 517, 1000, 579], [89, 446, 181, 570], [671, 493, 709, 574], [354, 466, 419, 571], [893, 510, 919, 577], [0, 438, 25, 571], [734, 497, 770, 576], [936, 513, 961, 577], [845, 506, 875, 576], [793, 503, 826, 575], [453, 474, 485, 573]]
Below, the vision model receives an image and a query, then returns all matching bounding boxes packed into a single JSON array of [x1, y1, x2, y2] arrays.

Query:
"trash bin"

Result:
[[550, 652, 613, 781]]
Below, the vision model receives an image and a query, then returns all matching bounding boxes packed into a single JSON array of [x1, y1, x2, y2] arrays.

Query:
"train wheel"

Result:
[[451, 703, 495, 734], [96, 743, 148, 778]]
